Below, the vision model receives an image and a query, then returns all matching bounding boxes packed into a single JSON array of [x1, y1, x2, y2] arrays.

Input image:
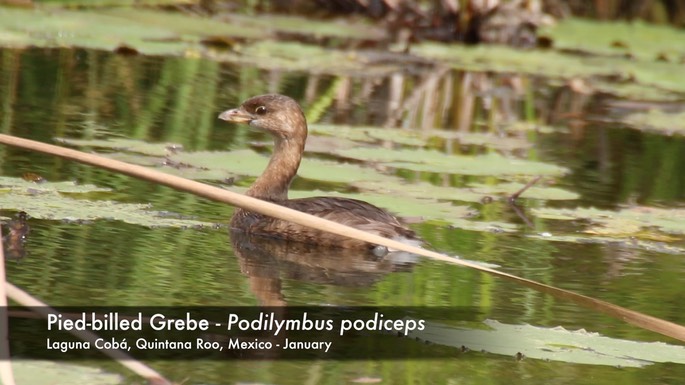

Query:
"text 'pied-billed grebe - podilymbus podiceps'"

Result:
[[218, 94, 420, 254]]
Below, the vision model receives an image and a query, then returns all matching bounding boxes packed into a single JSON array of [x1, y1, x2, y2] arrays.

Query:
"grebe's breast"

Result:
[[230, 196, 420, 251]]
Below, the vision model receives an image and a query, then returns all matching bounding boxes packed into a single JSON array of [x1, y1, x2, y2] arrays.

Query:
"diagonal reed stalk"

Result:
[[0, 228, 16, 385], [1, 133, 684, 344], [3, 283, 171, 385]]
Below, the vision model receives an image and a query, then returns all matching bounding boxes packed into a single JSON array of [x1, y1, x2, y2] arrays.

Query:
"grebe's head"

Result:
[[218, 94, 307, 140]]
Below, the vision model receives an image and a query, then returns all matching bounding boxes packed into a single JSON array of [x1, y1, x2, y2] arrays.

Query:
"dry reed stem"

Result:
[[0, 227, 17, 385], [1, 133, 684, 344]]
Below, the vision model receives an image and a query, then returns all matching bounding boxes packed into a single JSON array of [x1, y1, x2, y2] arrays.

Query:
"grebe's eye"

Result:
[[255, 106, 267, 115]]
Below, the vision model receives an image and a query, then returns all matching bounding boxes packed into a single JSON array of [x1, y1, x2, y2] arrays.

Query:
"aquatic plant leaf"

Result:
[[502, 122, 560, 134], [0, 176, 111, 194], [13, 360, 122, 385], [592, 80, 682, 102], [413, 42, 609, 79], [533, 206, 685, 239], [447, 218, 518, 233], [0, 188, 213, 228], [0, 7, 197, 54], [527, 234, 685, 255], [227, 41, 398, 75], [170, 150, 404, 184], [353, 180, 484, 203], [0, 7, 383, 61], [409, 319, 685, 367], [302, 135, 358, 154], [312, 124, 535, 151], [337, 148, 568, 176], [56, 137, 182, 157], [288, 190, 516, 233], [310, 124, 426, 146], [225, 13, 385, 41], [541, 19, 685, 62], [427, 131, 532, 151], [622, 109, 685, 136], [412, 38, 685, 96], [468, 182, 580, 200]]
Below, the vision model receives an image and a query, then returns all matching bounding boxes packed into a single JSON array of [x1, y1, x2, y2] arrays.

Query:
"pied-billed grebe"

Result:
[[219, 94, 420, 254]]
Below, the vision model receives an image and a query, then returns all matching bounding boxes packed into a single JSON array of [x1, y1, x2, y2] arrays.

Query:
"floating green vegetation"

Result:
[[410, 319, 685, 367], [170, 149, 404, 185], [412, 43, 612, 79], [53, 137, 578, 231], [53, 136, 578, 230], [428, 131, 533, 151], [56, 137, 183, 157], [592, 80, 682, 102], [621, 109, 685, 136], [354, 180, 484, 203], [0, 6, 386, 74], [468, 182, 580, 201], [288, 189, 517, 233], [311, 124, 535, 151], [412, 26, 685, 98], [541, 19, 685, 62], [528, 234, 685, 255], [355, 180, 577, 203], [289, 189, 474, 220], [225, 13, 385, 41], [337, 148, 568, 176], [534, 206, 685, 240], [0, 7, 224, 55], [225, 41, 398, 75], [0, 176, 111, 194], [310, 124, 426, 146], [13, 360, 122, 385], [0, 176, 213, 228]]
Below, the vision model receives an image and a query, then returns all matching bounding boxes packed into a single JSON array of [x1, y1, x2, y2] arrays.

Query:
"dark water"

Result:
[[1, 48, 685, 384]]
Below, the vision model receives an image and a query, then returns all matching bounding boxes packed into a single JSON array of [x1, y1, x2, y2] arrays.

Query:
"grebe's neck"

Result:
[[246, 136, 304, 201]]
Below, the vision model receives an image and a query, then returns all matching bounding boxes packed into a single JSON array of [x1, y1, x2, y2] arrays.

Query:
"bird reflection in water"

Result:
[[230, 229, 418, 306]]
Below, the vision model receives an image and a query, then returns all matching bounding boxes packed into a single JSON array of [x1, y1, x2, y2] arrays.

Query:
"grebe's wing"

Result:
[[281, 196, 418, 241]]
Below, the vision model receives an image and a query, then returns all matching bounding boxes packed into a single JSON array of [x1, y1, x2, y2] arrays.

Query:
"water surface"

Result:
[[2, 47, 684, 384]]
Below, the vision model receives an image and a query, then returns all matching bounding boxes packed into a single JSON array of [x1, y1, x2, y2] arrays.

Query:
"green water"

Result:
[[1, 48, 685, 384]]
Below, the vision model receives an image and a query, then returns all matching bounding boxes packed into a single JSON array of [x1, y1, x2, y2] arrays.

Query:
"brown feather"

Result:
[[219, 94, 422, 251]]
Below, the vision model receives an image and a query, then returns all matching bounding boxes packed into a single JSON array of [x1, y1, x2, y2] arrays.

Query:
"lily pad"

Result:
[[468, 182, 580, 200], [288, 189, 517, 233], [533, 206, 685, 239], [337, 148, 568, 177], [56, 137, 183, 157], [527, 234, 685, 255], [412, 38, 685, 96], [353, 180, 577, 204], [310, 124, 426, 146], [409, 319, 685, 367], [621, 109, 685, 136], [592, 80, 682, 102], [224, 13, 385, 41], [427, 131, 533, 151], [0, 176, 111, 194], [541, 19, 685, 62], [311, 124, 535, 151], [0, 184, 213, 228], [224, 41, 398, 75], [13, 360, 122, 385], [353, 180, 485, 203], [0, 7, 385, 65], [169, 149, 405, 185], [503, 122, 562, 134]]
